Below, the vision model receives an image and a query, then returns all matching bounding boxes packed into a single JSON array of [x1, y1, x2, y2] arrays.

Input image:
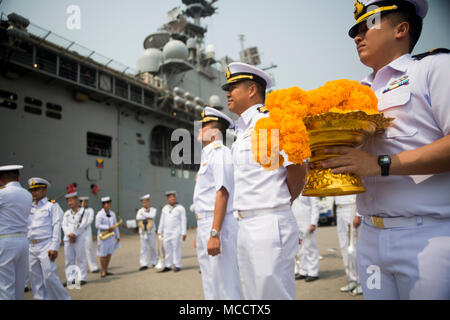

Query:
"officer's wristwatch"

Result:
[[378, 155, 391, 176], [210, 229, 220, 238]]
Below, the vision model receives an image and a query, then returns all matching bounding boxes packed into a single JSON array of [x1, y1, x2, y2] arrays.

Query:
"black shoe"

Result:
[[174, 267, 181, 272], [295, 274, 307, 280], [80, 280, 87, 286], [63, 280, 75, 287], [160, 267, 171, 272], [152, 264, 156, 268], [91, 269, 100, 273], [24, 287, 30, 292], [139, 266, 148, 271], [305, 276, 319, 282]]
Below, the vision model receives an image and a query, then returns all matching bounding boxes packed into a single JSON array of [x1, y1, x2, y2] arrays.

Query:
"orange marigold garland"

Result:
[[251, 79, 378, 169]]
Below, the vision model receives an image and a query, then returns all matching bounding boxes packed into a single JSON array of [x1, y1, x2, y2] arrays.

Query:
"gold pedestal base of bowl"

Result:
[[302, 168, 366, 197], [302, 111, 392, 197]]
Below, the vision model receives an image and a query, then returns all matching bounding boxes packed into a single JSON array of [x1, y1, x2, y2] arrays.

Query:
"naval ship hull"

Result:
[[0, 69, 202, 232]]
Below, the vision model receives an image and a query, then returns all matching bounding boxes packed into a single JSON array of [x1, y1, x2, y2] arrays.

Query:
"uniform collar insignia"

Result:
[[257, 106, 269, 113]]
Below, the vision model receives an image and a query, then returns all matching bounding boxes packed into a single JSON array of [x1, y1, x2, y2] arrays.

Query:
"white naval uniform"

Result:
[[335, 195, 359, 284], [193, 140, 241, 300], [232, 104, 299, 300], [0, 181, 32, 300], [62, 207, 89, 283], [157, 204, 187, 269], [28, 198, 70, 300], [95, 209, 120, 257], [83, 207, 99, 272], [357, 53, 450, 299], [291, 195, 320, 278], [136, 207, 157, 267]]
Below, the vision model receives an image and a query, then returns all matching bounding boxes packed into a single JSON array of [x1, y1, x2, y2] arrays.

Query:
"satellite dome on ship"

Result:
[[136, 48, 164, 74], [163, 40, 189, 61]]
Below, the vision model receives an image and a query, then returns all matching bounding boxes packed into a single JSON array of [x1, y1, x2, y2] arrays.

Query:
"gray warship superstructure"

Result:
[[0, 0, 269, 232]]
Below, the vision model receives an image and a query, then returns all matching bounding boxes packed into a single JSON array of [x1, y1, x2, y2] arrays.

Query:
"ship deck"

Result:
[[24, 225, 362, 300]]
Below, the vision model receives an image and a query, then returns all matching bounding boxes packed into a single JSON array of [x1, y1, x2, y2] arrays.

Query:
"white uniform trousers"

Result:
[[29, 238, 70, 300], [84, 225, 98, 272], [196, 213, 242, 300], [139, 231, 157, 267], [237, 207, 299, 300], [0, 235, 28, 300], [64, 234, 88, 282], [297, 231, 319, 277], [25, 269, 29, 288], [337, 205, 359, 283], [357, 217, 450, 300], [163, 233, 182, 268]]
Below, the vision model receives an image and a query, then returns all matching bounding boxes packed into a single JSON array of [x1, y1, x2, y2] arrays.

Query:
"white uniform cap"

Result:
[[349, 0, 428, 38], [222, 62, 273, 91], [199, 107, 234, 129], [101, 196, 111, 203], [140, 194, 150, 201], [65, 191, 78, 198], [28, 177, 51, 189], [0, 165, 23, 172], [165, 190, 177, 196], [79, 196, 89, 201]]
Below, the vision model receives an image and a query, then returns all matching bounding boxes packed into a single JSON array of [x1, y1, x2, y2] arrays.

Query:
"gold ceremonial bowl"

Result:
[[302, 111, 392, 197]]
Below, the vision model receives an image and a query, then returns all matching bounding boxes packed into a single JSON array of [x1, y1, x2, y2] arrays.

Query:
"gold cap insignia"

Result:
[[226, 67, 231, 80], [354, 0, 364, 19]]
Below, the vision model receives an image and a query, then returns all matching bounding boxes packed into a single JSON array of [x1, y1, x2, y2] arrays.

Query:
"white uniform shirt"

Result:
[[232, 104, 292, 211], [84, 207, 95, 228], [335, 195, 356, 206], [157, 204, 187, 236], [28, 197, 64, 251], [291, 196, 319, 234], [193, 140, 234, 213], [358, 53, 450, 218], [317, 197, 334, 214], [95, 209, 120, 239], [62, 207, 89, 242], [136, 207, 157, 235], [0, 181, 32, 235]]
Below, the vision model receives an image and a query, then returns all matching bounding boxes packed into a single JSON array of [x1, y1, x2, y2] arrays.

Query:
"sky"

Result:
[[1, 0, 450, 90]]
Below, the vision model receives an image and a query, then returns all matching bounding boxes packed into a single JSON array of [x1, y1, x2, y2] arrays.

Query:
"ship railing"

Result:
[[1, 12, 138, 77]]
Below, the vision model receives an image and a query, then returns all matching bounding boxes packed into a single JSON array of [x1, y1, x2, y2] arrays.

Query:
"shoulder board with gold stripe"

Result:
[[213, 143, 222, 149], [257, 106, 269, 114], [51, 199, 56, 203], [412, 48, 449, 60]]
